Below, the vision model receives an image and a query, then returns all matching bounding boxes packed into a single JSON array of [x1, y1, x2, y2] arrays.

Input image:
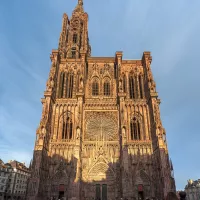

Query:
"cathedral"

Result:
[[27, 1, 176, 200]]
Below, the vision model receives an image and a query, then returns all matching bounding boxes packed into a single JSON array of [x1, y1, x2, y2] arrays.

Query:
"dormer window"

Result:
[[73, 34, 77, 44]]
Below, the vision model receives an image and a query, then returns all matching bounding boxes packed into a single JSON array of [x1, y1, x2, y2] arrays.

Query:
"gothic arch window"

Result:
[[58, 72, 74, 99], [71, 47, 76, 58], [65, 73, 74, 98], [114, 63, 117, 79], [92, 80, 99, 96], [76, 71, 80, 91], [104, 80, 110, 96], [129, 75, 135, 99], [139, 75, 144, 99], [58, 72, 65, 98], [130, 117, 141, 140], [123, 74, 126, 93], [62, 117, 73, 140], [86, 63, 88, 78], [73, 33, 77, 44]]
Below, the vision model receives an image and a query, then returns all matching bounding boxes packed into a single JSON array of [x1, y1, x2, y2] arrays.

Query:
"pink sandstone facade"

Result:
[[27, 1, 176, 199]]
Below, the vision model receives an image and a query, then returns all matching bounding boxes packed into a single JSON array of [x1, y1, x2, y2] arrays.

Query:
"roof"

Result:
[[185, 179, 200, 189]]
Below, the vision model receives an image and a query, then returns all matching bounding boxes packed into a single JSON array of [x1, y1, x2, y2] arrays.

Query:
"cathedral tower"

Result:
[[27, 1, 176, 200]]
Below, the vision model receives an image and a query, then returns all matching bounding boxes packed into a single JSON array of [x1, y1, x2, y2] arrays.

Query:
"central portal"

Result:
[[82, 111, 119, 200], [95, 184, 107, 200]]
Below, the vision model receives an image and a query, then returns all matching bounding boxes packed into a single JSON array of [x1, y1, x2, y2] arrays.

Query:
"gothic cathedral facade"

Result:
[[27, 1, 176, 200]]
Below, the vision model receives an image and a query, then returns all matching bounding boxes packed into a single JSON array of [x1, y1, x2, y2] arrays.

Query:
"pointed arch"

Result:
[[129, 74, 136, 99], [139, 74, 144, 99], [130, 115, 142, 140], [65, 72, 74, 98], [62, 117, 73, 140], [58, 72, 65, 98], [76, 71, 80, 92], [88, 162, 115, 182], [58, 72, 74, 99], [135, 170, 150, 185], [123, 73, 126, 93], [73, 33, 78, 44], [69, 73, 74, 98], [58, 111, 74, 140], [103, 79, 111, 96], [92, 77, 99, 96], [71, 47, 76, 58]]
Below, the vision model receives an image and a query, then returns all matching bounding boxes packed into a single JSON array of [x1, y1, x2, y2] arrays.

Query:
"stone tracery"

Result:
[[27, 1, 176, 200], [85, 111, 118, 141]]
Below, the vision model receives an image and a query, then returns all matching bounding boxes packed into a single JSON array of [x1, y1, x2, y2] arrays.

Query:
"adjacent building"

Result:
[[185, 179, 200, 200], [0, 160, 12, 200], [27, 0, 176, 200], [0, 160, 31, 200]]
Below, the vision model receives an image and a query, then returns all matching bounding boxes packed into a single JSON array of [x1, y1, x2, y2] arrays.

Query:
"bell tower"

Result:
[[27, 1, 176, 200], [58, 0, 91, 59]]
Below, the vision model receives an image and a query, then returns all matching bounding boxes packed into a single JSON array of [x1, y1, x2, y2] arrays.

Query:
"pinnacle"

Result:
[[78, 0, 83, 6], [73, 0, 84, 13]]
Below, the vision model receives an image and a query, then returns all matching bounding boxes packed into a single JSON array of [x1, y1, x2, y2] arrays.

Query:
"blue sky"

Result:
[[0, 0, 200, 190]]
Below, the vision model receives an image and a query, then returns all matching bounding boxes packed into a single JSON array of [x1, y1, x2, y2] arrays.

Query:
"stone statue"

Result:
[[119, 79, 123, 92], [76, 127, 80, 139], [47, 77, 54, 92], [122, 127, 126, 137], [79, 78, 83, 91], [42, 127, 46, 135]]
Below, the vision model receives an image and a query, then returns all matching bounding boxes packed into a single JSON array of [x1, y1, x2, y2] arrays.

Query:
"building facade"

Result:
[[185, 179, 200, 200], [0, 160, 30, 200], [8, 160, 31, 200], [27, 1, 176, 200], [0, 160, 10, 200]]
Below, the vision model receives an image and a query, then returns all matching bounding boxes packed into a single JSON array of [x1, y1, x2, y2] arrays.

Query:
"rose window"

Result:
[[85, 112, 118, 141]]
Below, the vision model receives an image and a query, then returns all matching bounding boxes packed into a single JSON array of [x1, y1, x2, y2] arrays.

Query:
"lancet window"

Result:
[[58, 72, 74, 98], [129, 75, 136, 99], [71, 47, 76, 58], [73, 34, 78, 44], [92, 81, 99, 96], [123, 74, 126, 93], [66, 74, 74, 98], [129, 74, 144, 99], [104, 81, 110, 96], [139, 75, 144, 99], [130, 117, 141, 140], [59, 72, 65, 98], [62, 117, 73, 140]]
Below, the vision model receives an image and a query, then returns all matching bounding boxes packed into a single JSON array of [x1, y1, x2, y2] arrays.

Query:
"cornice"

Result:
[[127, 140, 152, 145], [125, 99, 148, 106], [122, 60, 142, 65]]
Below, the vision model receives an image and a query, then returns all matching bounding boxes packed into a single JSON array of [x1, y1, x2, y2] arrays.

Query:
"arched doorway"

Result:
[[134, 170, 151, 200], [83, 162, 116, 200], [50, 170, 69, 199]]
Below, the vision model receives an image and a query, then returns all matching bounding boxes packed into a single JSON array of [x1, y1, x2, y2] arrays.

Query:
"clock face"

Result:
[[85, 112, 118, 141]]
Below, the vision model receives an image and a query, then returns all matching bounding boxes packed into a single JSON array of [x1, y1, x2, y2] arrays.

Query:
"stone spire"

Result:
[[73, 0, 84, 13]]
